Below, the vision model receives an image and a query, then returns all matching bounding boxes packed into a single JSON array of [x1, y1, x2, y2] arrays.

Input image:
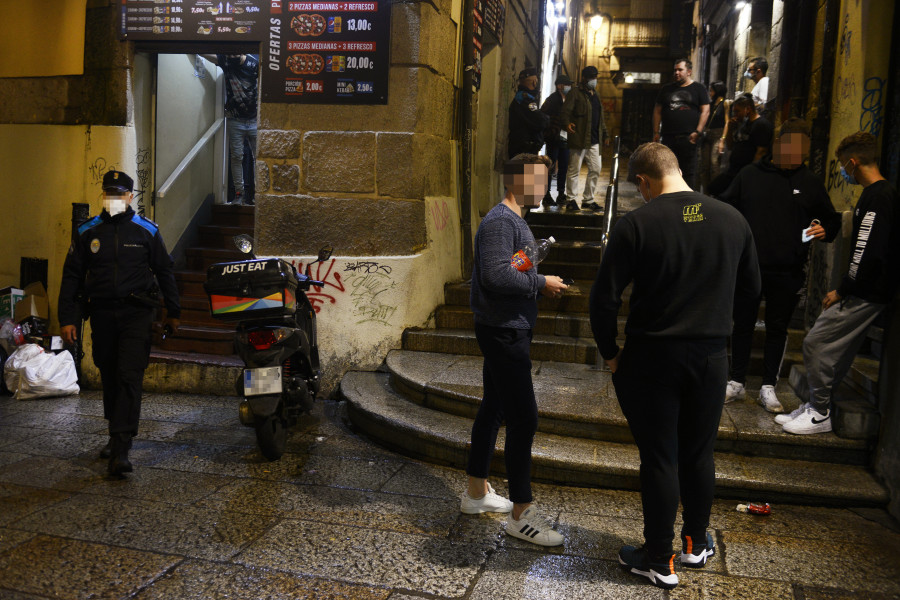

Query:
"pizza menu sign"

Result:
[[121, 0, 391, 104]]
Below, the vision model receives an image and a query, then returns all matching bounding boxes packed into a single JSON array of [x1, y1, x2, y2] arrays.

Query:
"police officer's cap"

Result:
[[102, 170, 134, 193], [555, 74, 573, 85], [518, 67, 539, 80], [582, 66, 599, 79]]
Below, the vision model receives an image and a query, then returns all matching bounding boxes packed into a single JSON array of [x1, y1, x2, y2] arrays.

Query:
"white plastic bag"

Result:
[[4, 343, 80, 400]]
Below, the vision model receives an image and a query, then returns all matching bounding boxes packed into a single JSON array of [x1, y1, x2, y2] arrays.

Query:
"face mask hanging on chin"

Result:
[[103, 198, 129, 216]]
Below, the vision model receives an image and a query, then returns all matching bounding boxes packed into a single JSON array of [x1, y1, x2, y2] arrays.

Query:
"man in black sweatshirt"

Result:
[[718, 118, 841, 415], [785, 132, 900, 435], [590, 143, 760, 589]]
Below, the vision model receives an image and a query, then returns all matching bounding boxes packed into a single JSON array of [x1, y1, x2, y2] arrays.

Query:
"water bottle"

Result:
[[511, 236, 556, 272]]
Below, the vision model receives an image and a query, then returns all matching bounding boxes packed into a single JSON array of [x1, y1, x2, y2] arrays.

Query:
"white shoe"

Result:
[[758, 385, 784, 414], [506, 505, 564, 546], [724, 380, 745, 403], [460, 483, 513, 514], [782, 407, 832, 435], [775, 402, 809, 425]]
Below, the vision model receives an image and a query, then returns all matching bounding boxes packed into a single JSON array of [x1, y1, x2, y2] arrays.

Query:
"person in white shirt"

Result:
[[746, 57, 769, 113]]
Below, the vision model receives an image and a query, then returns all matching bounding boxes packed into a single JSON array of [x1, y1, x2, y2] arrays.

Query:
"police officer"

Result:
[[59, 171, 180, 477], [508, 67, 550, 159]]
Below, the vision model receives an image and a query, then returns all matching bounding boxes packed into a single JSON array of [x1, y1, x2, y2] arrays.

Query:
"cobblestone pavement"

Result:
[[1, 391, 898, 599]]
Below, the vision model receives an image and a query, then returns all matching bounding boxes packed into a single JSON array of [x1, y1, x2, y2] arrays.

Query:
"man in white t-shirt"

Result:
[[746, 57, 769, 113]]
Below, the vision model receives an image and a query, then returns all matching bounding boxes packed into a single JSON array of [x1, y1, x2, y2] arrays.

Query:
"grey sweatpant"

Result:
[[802, 295, 885, 413]]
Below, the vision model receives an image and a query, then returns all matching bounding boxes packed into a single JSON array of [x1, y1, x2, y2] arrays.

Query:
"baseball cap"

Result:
[[555, 74, 573, 85], [518, 67, 539, 80], [582, 66, 599, 79], [102, 170, 134, 193]]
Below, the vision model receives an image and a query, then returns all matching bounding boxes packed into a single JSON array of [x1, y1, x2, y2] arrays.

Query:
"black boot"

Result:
[[99, 438, 112, 459], [108, 433, 133, 477]]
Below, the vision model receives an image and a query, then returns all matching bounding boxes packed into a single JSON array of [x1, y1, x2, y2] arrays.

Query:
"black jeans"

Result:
[[90, 304, 154, 436], [730, 269, 804, 386], [661, 134, 700, 190], [612, 336, 727, 558], [467, 323, 538, 504], [547, 140, 570, 197]]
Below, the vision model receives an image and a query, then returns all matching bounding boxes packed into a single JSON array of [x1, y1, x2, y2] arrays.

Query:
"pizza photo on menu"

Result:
[[291, 14, 327, 36]]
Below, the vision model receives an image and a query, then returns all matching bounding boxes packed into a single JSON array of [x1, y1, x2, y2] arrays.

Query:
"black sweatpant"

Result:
[[730, 269, 804, 386], [661, 134, 700, 190], [90, 304, 154, 436], [467, 323, 538, 504], [612, 336, 727, 558]]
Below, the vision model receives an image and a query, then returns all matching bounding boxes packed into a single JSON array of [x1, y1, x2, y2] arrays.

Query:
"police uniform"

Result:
[[508, 67, 550, 158], [58, 171, 180, 476]]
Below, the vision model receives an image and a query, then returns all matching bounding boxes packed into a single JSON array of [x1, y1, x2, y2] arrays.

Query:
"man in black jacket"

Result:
[[59, 171, 181, 476], [590, 143, 760, 589], [539, 74, 573, 210], [786, 132, 899, 434], [507, 67, 549, 159], [718, 118, 841, 414]]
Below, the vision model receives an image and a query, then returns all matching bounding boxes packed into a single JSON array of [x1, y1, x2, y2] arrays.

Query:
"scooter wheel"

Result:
[[255, 415, 287, 461]]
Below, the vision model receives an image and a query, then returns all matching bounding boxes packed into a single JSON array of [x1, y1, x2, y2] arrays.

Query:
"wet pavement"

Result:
[[1, 390, 899, 599]]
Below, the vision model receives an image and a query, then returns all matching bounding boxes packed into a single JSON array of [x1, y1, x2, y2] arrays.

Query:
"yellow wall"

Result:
[[0, 0, 87, 77], [826, 0, 894, 209], [0, 124, 138, 330]]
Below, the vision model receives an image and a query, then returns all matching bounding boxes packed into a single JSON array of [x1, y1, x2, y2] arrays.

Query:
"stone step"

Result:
[[545, 241, 604, 264], [384, 350, 870, 465], [442, 281, 626, 314], [210, 204, 255, 229], [526, 209, 607, 227], [121, 350, 244, 395], [151, 323, 236, 355], [198, 224, 255, 249], [341, 371, 888, 506], [186, 247, 247, 272], [789, 364, 881, 440], [175, 270, 209, 297], [529, 223, 611, 244]]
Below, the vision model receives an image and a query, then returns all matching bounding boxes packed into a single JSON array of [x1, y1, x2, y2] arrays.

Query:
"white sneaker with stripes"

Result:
[[506, 505, 564, 546]]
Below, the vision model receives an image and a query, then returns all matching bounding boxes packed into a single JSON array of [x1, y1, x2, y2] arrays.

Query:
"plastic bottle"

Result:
[[511, 236, 556, 272], [736, 502, 771, 515]]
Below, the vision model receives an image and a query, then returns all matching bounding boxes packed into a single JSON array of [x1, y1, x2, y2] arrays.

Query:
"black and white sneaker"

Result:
[[618, 545, 678, 589], [506, 506, 564, 546], [680, 531, 716, 568], [564, 199, 580, 211]]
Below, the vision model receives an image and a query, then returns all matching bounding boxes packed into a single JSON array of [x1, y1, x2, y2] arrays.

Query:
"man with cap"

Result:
[[507, 67, 550, 159], [559, 65, 608, 211], [59, 170, 181, 477], [539, 74, 574, 210]]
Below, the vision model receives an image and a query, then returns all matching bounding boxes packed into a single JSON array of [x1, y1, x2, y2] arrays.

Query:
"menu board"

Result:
[[482, 0, 504, 43], [261, 1, 391, 104], [121, 0, 267, 41]]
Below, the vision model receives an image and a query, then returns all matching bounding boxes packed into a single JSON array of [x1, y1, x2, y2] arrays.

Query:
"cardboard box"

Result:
[[0, 287, 23, 321], [14, 282, 49, 323]]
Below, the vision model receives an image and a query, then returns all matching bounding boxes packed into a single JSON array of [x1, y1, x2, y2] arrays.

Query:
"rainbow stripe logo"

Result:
[[211, 291, 286, 314]]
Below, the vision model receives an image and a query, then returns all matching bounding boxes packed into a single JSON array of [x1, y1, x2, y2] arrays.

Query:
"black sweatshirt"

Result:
[[838, 180, 900, 304], [590, 192, 761, 360], [719, 158, 842, 271]]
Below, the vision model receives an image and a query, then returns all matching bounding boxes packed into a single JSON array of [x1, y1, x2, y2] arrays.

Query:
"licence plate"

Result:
[[244, 367, 283, 396]]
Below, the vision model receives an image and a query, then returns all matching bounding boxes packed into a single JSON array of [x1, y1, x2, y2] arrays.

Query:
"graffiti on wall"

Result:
[[430, 200, 450, 232], [134, 148, 151, 217], [860, 77, 885, 138], [826, 158, 848, 193], [345, 261, 397, 326], [839, 13, 852, 66], [290, 258, 346, 313]]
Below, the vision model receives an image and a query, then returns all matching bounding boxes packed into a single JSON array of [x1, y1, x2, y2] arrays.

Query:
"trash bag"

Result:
[[3, 343, 79, 400]]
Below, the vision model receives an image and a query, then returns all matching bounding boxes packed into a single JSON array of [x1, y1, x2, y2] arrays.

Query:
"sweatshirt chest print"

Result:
[[683, 202, 705, 223]]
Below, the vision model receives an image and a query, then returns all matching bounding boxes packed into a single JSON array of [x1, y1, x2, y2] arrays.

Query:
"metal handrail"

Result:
[[156, 117, 224, 198], [600, 135, 621, 251]]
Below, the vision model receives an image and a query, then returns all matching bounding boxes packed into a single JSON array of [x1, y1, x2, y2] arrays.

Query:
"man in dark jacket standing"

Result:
[[590, 143, 760, 590], [59, 171, 181, 477], [507, 67, 549, 159], [786, 132, 900, 434], [539, 74, 573, 210], [559, 66, 607, 211], [719, 118, 840, 414]]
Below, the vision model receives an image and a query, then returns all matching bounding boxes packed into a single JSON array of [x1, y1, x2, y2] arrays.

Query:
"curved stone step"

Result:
[[385, 350, 871, 465], [341, 371, 889, 506]]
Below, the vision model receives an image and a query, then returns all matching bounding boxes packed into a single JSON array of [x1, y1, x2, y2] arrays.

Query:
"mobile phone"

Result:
[[562, 277, 575, 285]]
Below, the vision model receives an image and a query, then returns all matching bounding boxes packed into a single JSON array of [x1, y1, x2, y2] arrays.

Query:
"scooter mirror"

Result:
[[317, 245, 333, 262], [234, 234, 255, 254]]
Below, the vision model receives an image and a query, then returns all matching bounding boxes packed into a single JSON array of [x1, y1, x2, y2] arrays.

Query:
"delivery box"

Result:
[[14, 282, 50, 323]]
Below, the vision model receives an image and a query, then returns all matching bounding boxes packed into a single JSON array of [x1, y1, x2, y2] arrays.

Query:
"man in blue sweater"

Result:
[[461, 153, 568, 547]]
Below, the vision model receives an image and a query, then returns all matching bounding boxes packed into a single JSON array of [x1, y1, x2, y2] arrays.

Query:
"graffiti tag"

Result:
[[290, 258, 345, 313], [860, 77, 884, 138], [430, 200, 450, 232], [345, 261, 392, 275], [826, 158, 848, 193], [349, 272, 397, 326]]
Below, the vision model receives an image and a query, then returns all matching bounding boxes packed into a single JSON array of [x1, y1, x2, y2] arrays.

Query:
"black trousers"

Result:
[[661, 134, 700, 190], [730, 269, 804, 386], [546, 141, 570, 197], [467, 323, 538, 504], [90, 304, 154, 436], [612, 336, 727, 558]]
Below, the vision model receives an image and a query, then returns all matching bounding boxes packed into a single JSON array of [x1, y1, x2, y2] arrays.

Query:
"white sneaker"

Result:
[[775, 402, 809, 425], [782, 407, 832, 435], [506, 505, 564, 546], [757, 385, 784, 414], [460, 483, 513, 514], [724, 380, 745, 403]]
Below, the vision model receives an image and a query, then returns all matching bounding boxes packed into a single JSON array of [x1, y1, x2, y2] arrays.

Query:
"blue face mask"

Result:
[[840, 160, 858, 185]]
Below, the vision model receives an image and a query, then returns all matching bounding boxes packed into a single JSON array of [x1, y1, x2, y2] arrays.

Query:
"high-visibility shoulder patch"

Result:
[[77, 216, 103, 236], [132, 213, 159, 236]]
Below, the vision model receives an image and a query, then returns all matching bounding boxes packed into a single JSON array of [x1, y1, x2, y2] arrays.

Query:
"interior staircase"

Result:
[[340, 205, 888, 506]]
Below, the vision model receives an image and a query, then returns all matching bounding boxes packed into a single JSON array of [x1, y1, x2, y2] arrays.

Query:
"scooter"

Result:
[[204, 235, 333, 460]]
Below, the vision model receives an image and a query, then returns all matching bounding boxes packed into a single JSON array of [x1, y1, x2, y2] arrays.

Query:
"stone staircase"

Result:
[[144, 204, 253, 394], [341, 205, 889, 506]]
